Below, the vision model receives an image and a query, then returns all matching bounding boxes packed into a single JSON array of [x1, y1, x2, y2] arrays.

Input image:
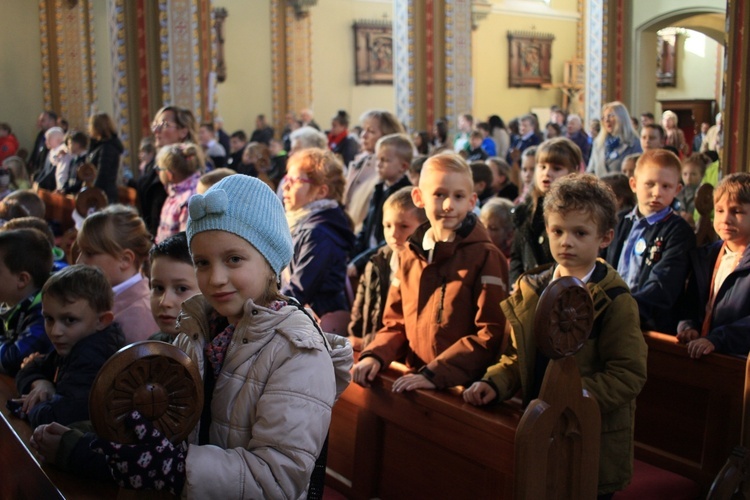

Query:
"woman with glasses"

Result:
[[136, 106, 198, 235], [587, 101, 642, 177], [281, 148, 354, 318]]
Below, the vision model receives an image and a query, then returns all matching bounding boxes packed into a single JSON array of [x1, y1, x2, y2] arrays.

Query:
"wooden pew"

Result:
[[0, 374, 117, 499], [632, 332, 746, 492]]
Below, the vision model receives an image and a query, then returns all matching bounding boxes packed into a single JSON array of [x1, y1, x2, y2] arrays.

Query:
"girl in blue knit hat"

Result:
[[93, 174, 353, 498]]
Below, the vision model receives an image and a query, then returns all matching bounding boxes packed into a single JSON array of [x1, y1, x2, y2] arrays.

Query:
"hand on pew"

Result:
[[676, 327, 700, 344], [391, 373, 435, 393], [18, 379, 56, 415], [30, 421, 68, 462], [686, 338, 716, 359], [352, 357, 381, 387], [462, 380, 497, 406]]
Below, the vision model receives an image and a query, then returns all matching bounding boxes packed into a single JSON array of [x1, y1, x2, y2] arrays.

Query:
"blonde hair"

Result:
[[376, 133, 415, 165], [480, 197, 514, 229], [595, 101, 639, 148], [156, 143, 204, 180], [383, 186, 427, 224], [714, 172, 750, 205], [421, 152, 473, 186], [243, 142, 271, 172], [154, 106, 198, 144], [292, 148, 346, 203], [3, 156, 29, 186], [77, 205, 152, 268]]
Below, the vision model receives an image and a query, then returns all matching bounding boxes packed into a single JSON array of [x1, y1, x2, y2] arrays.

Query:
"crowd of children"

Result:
[[0, 98, 743, 498]]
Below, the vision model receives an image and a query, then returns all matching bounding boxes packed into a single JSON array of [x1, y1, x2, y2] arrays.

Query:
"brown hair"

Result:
[[536, 137, 583, 173], [382, 186, 427, 224], [544, 173, 617, 236], [198, 168, 235, 190], [0, 228, 53, 289], [635, 149, 681, 177], [682, 153, 711, 177], [292, 148, 346, 204], [42, 264, 114, 313], [88, 113, 117, 141], [77, 205, 152, 268], [714, 172, 750, 205], [243, 142, 271, 173], [376, 133, 414, 165], [154, 106, 198, 144], [3, 190, 45, 218], [156, 142, 205, 180], [2, 217, 54, 246]]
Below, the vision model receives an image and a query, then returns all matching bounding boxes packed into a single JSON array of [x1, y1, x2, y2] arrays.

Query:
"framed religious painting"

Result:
[[656, 33, 677, 87], [507, 31, 555, 87], [353, 20, 393, 85]]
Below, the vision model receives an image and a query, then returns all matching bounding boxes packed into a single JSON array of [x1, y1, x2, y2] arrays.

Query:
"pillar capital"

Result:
[[287, 0, 318, 19]]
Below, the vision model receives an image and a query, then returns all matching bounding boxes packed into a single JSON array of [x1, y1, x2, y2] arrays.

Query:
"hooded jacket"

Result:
[[483, 261, 647, 494], [361, 213, 509, 389], [282, 205, 355, 317], [348, 245, 393, 347], [174, 294, 352, 499]]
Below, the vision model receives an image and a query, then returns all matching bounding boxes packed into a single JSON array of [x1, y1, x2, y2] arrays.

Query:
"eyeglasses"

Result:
[[151, 121, 177, 133], [283, 175, 313, 187]]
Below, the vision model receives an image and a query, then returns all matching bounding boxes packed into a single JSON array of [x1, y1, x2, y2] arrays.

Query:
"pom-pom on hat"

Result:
[[186, 175, 293, 277]]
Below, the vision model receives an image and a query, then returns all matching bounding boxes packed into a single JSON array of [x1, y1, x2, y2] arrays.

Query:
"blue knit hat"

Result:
[[186, 175, 293, 277]]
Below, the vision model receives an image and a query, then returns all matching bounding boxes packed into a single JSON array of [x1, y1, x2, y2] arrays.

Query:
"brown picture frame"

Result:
[[353, 20, 393, 85], [507, 31, 554, 87], [656, 33, 677, 87]]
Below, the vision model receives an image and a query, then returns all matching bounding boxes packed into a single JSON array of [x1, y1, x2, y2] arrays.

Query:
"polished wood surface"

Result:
[[635, 331, 746, 491], [0, 374, 117, 499]]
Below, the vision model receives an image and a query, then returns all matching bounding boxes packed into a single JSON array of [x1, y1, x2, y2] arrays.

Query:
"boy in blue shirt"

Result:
[[605, 149, 695, 333]]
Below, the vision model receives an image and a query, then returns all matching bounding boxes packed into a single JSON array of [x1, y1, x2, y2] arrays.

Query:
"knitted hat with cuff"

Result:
[[186, 175, 293, 277]]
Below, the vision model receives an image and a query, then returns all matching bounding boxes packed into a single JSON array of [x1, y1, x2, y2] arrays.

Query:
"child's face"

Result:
[[69, 142, 84, 156], [630, 162, 682, 216], [535, 161, 570, 194], [150, 257, 200, 336], [77, 249, 128, 287], [470, 136, 482, 149], [191, 231, 274, 325], [376, 146, 408, 184], [0, 255, 25, 306], [713, 194, 750, 252], [546, 210, 613, 279], [361, 117, 383, 153], [521, 156, 535, 186], [413, 167, 477, 242], [519, 119, 532, 136], [230, 137, 245, 154], [621, 159, 636, 178], [198, 127, 213, 146], [640, 128, 664, 150], [42, 296, 112, 357], [481, 213, 512, 255], [681, 163, 702, 187], [282, 159, 326, 211], [382, 206, 422, 254]]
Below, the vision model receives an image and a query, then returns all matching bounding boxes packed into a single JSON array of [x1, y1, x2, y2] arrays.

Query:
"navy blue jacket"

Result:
[[351, 175, 411, 272], [605, 209, 695, 333], [506, 133, 542, 164], [16, 322, 125, 428], [282, 206, 355, 317], [680, 242, 750, 355], [0, 291, 51, 376]]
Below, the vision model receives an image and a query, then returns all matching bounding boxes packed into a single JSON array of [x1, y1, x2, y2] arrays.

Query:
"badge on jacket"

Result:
[[645, 237, 665, 266]]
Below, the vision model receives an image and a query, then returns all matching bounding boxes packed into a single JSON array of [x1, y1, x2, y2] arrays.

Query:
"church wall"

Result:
[[212, 1, 274, 135], [93, 1, 114, 119], [472, 0, 580, 125], [309, 0, 394, 132], [0, 2, 45, 153], [655, 31, 722, 114]]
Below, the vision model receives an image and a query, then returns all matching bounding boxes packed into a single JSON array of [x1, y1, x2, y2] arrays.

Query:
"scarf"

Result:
[[605, 135, 621, 158], [285, 198, 339, 233], [328, 130, 349, 150]]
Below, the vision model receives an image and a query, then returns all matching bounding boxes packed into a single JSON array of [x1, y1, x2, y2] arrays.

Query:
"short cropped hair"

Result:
[[42, 264, 113, 313], [421, 152, 473, 187], [469, 130, 483, 140], [544, 173, 617, 236], [522, 146, 538, 160], [376, 133, 414, 165], [682, 153, 711, 177], [635, 149, 681, 177], [4, 190, 46, 219], [536, 137, 583, 173], [383, 186, 427, 224], [200, 122, 215, 134], [198, 168, 235, 190], [149, 231, 192, 266], [0, 228, 53, 288], [714, 172, 750, 205], [68, 131, 89, 150], [230, 130, 247, 142], [643, 123, 666, 139], [600, 173, 635, 210], [2, 217, 55, 246], [470, 161, 493, 186], [481, 197, 514, 228]]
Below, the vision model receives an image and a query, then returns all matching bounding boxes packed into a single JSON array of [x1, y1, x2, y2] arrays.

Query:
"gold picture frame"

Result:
[[353, 20, 393, 85], [507, 31, 555, 88]]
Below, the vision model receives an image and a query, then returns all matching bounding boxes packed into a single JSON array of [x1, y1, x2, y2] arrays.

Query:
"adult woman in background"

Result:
[[587, 101, 642, 177], [328, 110, 360, 168], [662, 110, 690, 157], [488, 115, 510, 159], [88, 113, 124, 204]]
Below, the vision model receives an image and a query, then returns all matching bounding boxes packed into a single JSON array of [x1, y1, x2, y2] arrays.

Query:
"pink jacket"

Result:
[[113, 276, 159, 343]]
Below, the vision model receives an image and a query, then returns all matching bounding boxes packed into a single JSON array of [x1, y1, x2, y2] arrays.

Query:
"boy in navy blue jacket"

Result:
[[677, 173, 750, 358], [605, 149, 695, 333], [0, 228, 54, 376], [14, 265, 125, 428]]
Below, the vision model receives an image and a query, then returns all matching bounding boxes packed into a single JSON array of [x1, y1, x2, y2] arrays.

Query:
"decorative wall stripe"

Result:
[[40, 1, 52, 110], [109, 0, 131, 171], [393, 0, 411, 129], [425, 0, 434, 128], [585, 0, 603, 124], [445, 0, 472, 127], [159, 0, 171, 105]]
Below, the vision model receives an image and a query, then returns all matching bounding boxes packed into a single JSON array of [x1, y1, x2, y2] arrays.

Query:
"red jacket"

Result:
[[0, 134, 19, 162], [361, 213, 509, 388]]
